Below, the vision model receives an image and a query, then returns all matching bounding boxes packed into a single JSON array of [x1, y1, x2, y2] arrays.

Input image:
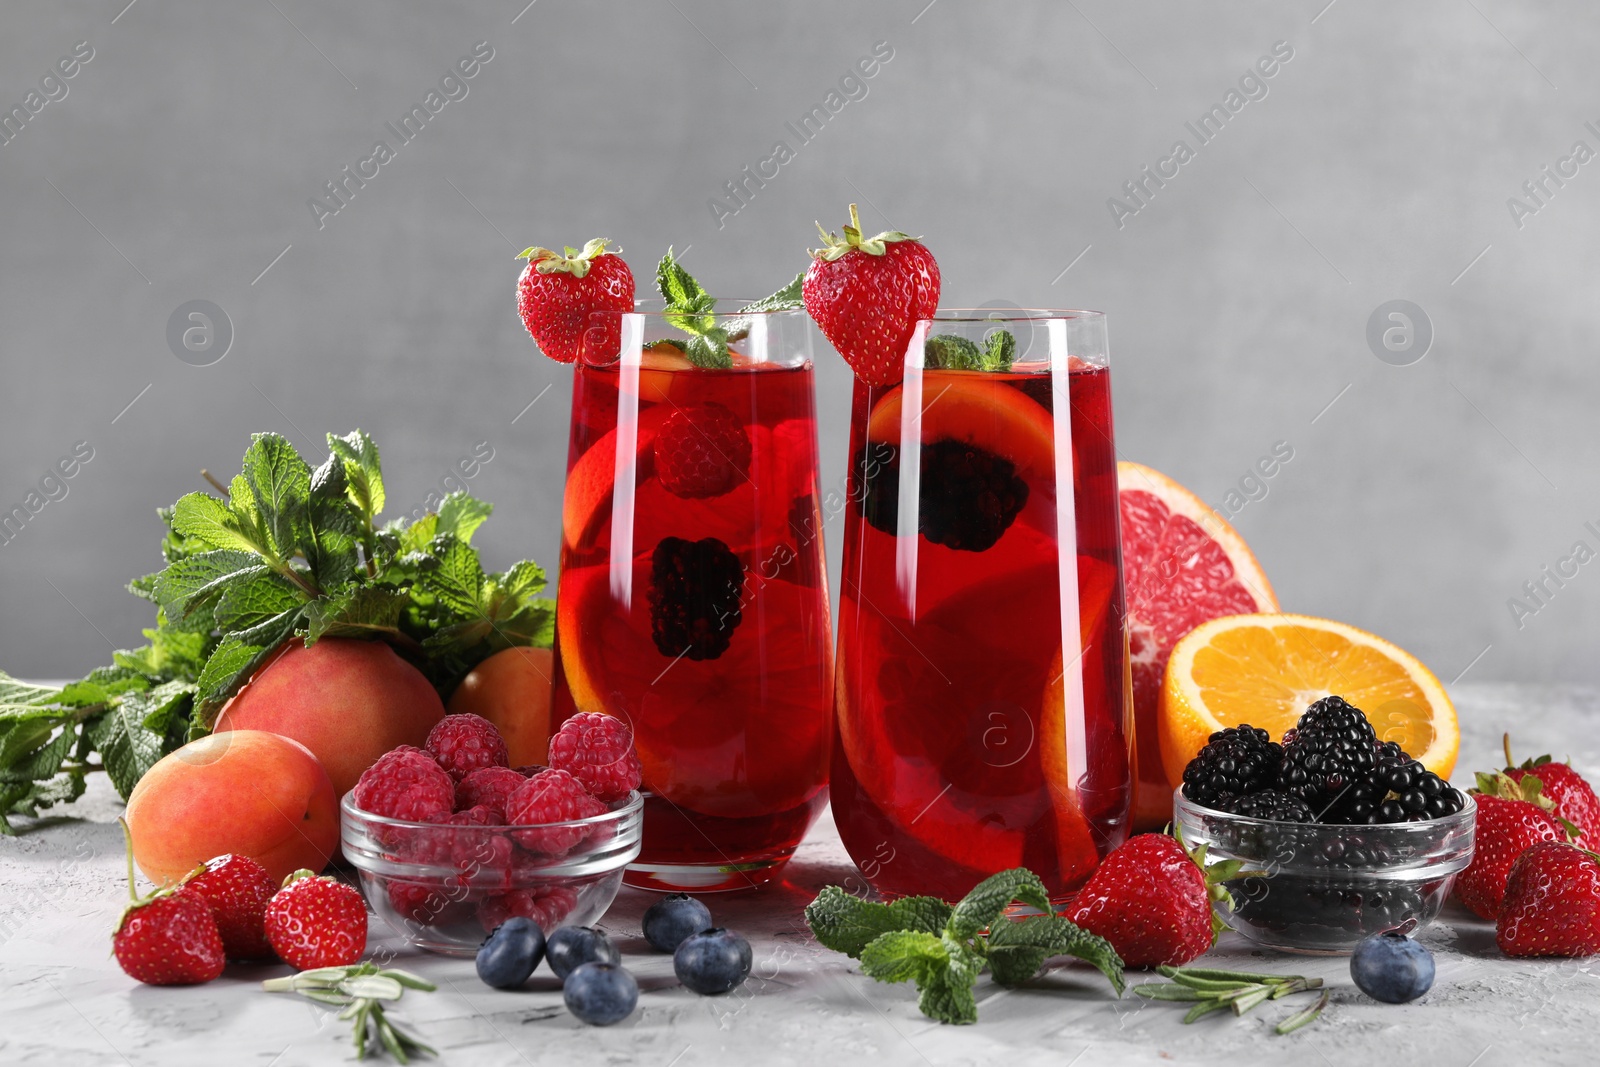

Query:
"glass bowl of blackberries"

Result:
[[1172, 696, 1476, 954]]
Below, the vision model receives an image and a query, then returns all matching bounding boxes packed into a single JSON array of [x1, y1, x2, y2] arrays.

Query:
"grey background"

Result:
[[0, 0, 1594, 686]]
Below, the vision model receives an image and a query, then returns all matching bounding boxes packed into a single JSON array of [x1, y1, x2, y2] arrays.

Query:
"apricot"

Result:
[[447, 646, 555, 768], [214, 638, 446, 797], [126, 730, 338, 885]]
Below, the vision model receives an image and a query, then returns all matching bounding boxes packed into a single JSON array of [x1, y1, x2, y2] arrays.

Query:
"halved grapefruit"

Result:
[[1118, 460, 1277, 829]]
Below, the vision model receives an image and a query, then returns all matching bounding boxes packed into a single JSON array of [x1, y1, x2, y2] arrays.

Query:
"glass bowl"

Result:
[[341, 791, 643, 957], [1173, 788, 1476, 954]]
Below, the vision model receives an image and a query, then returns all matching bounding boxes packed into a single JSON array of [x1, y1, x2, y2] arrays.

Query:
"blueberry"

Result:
[[546, 925, 620, 980], [673, 928, 752, 995], [1350, 931, 1435, 1003], [642, 893, 713, 953], [563, 961, 639, 1026], [475, 917, 545, 989]]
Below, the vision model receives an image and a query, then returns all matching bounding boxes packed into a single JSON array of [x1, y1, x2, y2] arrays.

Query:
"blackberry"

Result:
[[1181, 724, 1282, 808], [1277, 696, 1379, 817], [849, 439, 1028, 552], [850, 442, 901, 536], [1343, 740, 1467, 824], [918, 440, 1028, 551], [1217, 790, 1314, 823], [649, 537, 745, 661]]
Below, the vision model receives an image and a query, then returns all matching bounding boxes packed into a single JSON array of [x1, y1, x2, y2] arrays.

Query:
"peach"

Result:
[[126, 730, 339, 885], [447, 646, 556, 768], [214, 638, 446, 798]]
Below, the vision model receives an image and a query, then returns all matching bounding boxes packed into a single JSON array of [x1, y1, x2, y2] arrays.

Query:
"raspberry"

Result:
[[654, 403, 752, 499], [354, 747, 455, 822], [649, 536, 745, 661], [477, 885, 580, 934], [505, 769, 606, 855], [386, 879, 458, 924], [456, 766, 527, 821], [549, 712, 643, 803], [426, 713, 510, 782]]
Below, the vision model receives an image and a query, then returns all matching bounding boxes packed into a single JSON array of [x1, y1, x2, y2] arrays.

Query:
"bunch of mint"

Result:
[[0, 430, 552, 832], [924, 328, 1016, 371], [653, 249, 802, 369], [805, 868, 1124, 1025]]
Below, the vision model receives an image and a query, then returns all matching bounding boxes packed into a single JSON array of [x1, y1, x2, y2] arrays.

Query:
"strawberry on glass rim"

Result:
[[802, 203, 940, 387], [516, 238, 635, 364]]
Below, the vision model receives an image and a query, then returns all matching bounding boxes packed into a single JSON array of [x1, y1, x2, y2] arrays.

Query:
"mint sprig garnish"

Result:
[[805, 867, 1125, 1025], [655, 250, 805, 369], [924, 329, 1017, 372], [0, 430, 553, 832]]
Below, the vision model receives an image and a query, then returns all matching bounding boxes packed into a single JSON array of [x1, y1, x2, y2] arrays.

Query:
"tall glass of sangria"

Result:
[[552, 301, 833, 891], [830, 310, 1131, 903]]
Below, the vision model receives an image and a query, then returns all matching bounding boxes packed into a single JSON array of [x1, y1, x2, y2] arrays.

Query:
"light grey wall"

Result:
[[1, 1, 1595, 685]]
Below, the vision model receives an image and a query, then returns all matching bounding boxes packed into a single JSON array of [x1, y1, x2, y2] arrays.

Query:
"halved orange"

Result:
[[1118, 461, 1277, 828], [866, 371, 1056, 480], [1160, 613, 1459, 789]]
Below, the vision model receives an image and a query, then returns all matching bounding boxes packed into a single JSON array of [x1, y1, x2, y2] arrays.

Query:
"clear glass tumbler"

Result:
[[830, 310, 1131, 902], [551, 302, 833, 891]]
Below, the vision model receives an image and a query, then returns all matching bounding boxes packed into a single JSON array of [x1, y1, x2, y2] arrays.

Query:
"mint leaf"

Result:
[[241, 433, 311, 558], [656, 248, 730, 369], [947, 868, 1053, 942], [4, 770, 86, 824], [737, 273, 805, 314], [213, 572, 306, 633], [54, 668, 148, 708], [193, 608, 302, 718], [396, 513, 439, 555], [87, 694, 167, 799], [436, 493, 493, 544], [154, 550, 265, 623], [305, 586, 409, 642], [496, 560, 548, 602], [307, 454, 361, 587], [0, 674, 68, 706], [423, 535, 485, 617], [806, 887, 953, 958], [170, 492, 267, 556], [327, 430, 386, 522], [981, 329, 1016, 371], [917, 963, 980, 1025], [986, 915, 1125, 994], [924, 334, 982, 370], [683, 330, 732, 369], [859, 930, 948, 984]]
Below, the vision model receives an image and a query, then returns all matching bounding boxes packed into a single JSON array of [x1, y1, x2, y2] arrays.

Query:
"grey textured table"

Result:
[[2, 683, 1594, 1066]]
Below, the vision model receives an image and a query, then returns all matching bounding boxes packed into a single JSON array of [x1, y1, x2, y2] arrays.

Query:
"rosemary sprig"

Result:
[[263, 963, 437, 1062], [1133, 965, 1327, 1034]]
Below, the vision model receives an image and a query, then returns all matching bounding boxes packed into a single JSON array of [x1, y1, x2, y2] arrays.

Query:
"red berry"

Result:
[[476, 885, 580, 934], [802, 204, 940, 388], [264, 870, 368, 970], [386, 879, 453, 924], [1455, 773, 1568, 920], [654, 404, 752, 499], [184, 854, 277, 961], [114, 888, 226, 986], [354, 747, 455, 822], [504, 768, 606, 855], [457, 766, 527, 822], [427, 713, 510, 782], [548, 712, 643, 804], [1064, 834, 1216, 968], [1504, 737, 1600, 849], [1497, 841, 1600, 957], [516, 240, 635, 364]]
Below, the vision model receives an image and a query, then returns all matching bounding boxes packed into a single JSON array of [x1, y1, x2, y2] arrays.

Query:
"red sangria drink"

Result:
[[830, 311, 1131, 903], [552, 299, 834, 891]]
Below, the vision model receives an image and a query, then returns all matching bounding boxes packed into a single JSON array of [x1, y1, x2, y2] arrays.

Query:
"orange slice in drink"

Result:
[[1117, 461, 1277, 828], [560, 405, 674, 553], [866, 371, 1057, 480], [1161, 613, 1459, 786]]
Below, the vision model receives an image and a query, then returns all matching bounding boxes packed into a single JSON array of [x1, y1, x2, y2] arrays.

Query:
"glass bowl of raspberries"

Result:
[[1172, 696, 1477, 954], [342, 711, 645, 956]]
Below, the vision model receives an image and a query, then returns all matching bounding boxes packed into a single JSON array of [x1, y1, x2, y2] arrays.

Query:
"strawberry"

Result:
[[516, 238, 635, 364], [1453, 771, 1568, 920], [112, 821, 225, 986], [1496, 841, 1600, 957], [264, 869, 368, 970], [1503, 734, 1600, 848], [802, 204, 940, 388], [1063, 832, 1232, 968], [184, 853, 277, 961]]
